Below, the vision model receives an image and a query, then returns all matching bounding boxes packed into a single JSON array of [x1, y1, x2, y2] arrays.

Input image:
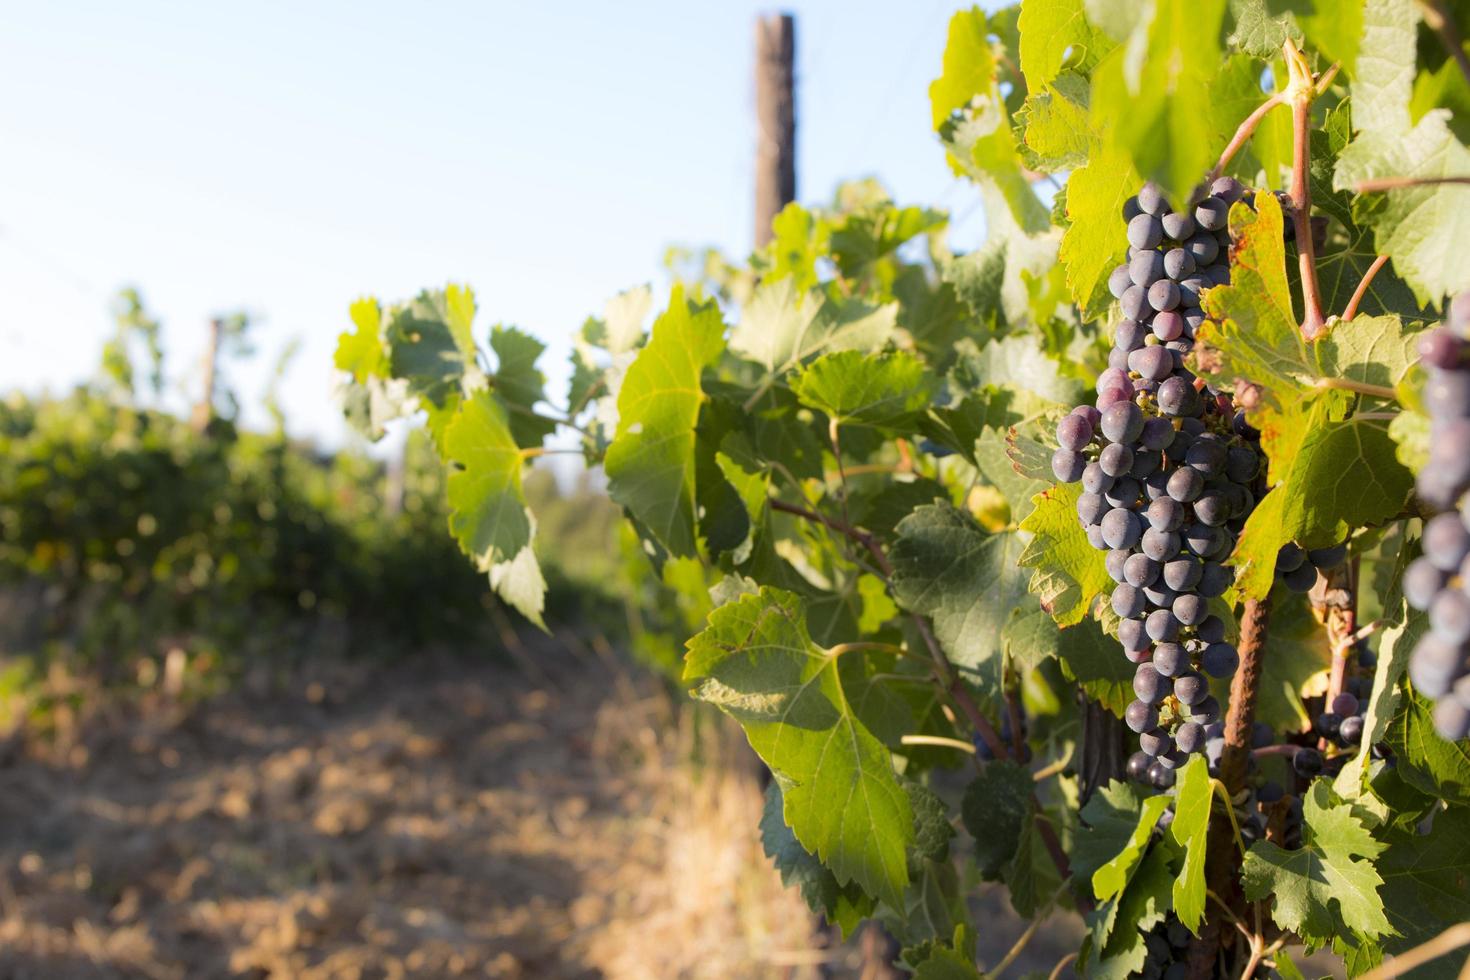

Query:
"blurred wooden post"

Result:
[[754, 13, 796, 248], [190, 317, 223, 434]]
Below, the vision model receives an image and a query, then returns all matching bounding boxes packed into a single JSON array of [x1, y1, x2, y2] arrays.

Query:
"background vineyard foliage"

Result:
[[334, 0, 1470, 975], [0, 299, 625, 724]]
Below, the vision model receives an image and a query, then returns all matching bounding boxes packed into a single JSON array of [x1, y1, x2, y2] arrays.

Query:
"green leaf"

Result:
[[975, 426, 1049, 524], [1018, 0, 1112, 90], [1060, 138, 1140, 320], [911, 946, 983, 980], [1007, 610, 1135, 714], [1019, 75, 1094, 171], [1089, 0, 1230, 210], [1169, 755, 1212, 934], [1378, 806, 1470, 978], [604, 286, 726, 557], [729, 279, 897, 375], [1336, 605, 1417, 800], [1006, 808, 1065, 918], [334, 297, 387, 382], [443, 390, 545, 626], [792, 350, 937, 431], [952, 334, 1085, 408], [384, 287, 481, 409], [1092, 793, 1170, 901], [1334, 0, 1470, 304], [889, 502, 1030, 687], [1242, 780, 1392, 946], [1073, 780, 1153, 887], [1088, 843, 1177, 980], [907, 780, 957, 863], [489, 325, 557, 448], [760, 782, 876, 937], [1387, 684, 1470, 807], [960, 760, 1034, 878], [1018, 482, 1111, 626], [684, 588, 914, 906]]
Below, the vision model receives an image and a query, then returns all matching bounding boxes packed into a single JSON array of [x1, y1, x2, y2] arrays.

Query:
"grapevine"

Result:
[[332, 2, 1470, 977]]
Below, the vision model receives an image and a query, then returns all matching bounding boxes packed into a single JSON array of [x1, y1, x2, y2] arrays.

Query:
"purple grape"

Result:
[[1056, 413, 1094, 452], [1128, 213, 1164, 249]]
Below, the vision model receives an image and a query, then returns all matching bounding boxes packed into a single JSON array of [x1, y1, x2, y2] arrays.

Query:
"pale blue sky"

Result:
[[0, 0, 988, 443]]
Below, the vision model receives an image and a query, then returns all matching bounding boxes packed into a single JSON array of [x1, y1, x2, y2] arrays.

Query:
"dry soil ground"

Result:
[[0, 638, 1079, 979]]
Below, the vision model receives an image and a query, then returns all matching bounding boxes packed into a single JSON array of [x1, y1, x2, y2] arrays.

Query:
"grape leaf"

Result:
[[489, 325, 556, 448], [1007, 610, 1134, 714], [1336, 605, 1418, 800], [792, 350, 937, 431], [1017, 0, 1111, 91], [1019, 75, 1093, 171], [443, 390, 545, 626], [911, 947, 982, 980], [1387, 685, 1470, 807], [890, 503, 1030, 688], [1087, 843, 1177, 980], [605, 286, 726, 557], [1377, 806, 1470, 978], [1018, 482, 1111, 625], [1242, 780, 1392, 945], [975, 427, 1049, 524], [1073, 779, 1153, 886], [760, 782, 876, 937], [729, 279, 897, 375], [384, 287, 482, 410], [1088, 0, 1229, 210], [1334, 0, 1470, 305], [1059, 137, 1141, 320], [952, 334, 1085, 408], [1169, 755, 1212, 934], [960, 760, 1034, 878], [684, 588, 914, 907], [334, 297, 387, 382], [1005, 809, 1065, 918], [907, 780, 957, 863], [1092, 793, 1170, 901]]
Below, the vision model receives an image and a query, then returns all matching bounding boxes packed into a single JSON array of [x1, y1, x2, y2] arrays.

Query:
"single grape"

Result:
[[1120, 284, 1149, 321], [1051, 448, 1084, 483], [1108, 264, 1133, 299], [1130, 249, 1166, 287], [1128, 213, 1164, 249], [1150, 760, 1177, 788], [1276, 542, 1306, 572], [1281, 561, 1318, 592], [1102, 509, 1144, 551], [1125, 553, 1162, 588], [1308, 542, 1348, 570], [1225, 446, 1260, 483], [1126, 699, 1160, 733], [1190, 695, 1221, 724], [1167, 467, 1204, 503], [1115, 318, 1148, 351], [1196, 615, 1226, 644], [1409, 634, 1461, 699], [1105, 548, 1130, 583], [1197, 562, 1232, 598], [1099, 443, 1134, 478], [1135, 663, 1171, 704], [1419, 329, 1463, 370], [1119, 618, 1149, 653], [1332, 692, 1359, 717], [1201, 642, 1239, 678], [1162, 558, 1201, 591], [1173, 593, 1208, 626], [1429, 588, 1470, 644], [1076, 491, 1107, 526], [1129, 346, 1174, 382], [1056, 413, 1094, 452], [1174, 671, 1208, 706], [1175, 721, 1205, 754], [1156, 376, 1195, 417], [1195, 197, 1229, 231], [1424, 369, 1470, 419], [1147, 497, 1185, 532], [1185, 438, 1227, 477], [1193, 490, 1229, 527], [1143, 582, 1177, 608], [1101, 401, 1145, 443], [1164, 248, 1195, 280], [1424, 512, 1470, 571], [1148, 279, 1181, 312], [1122, 196, 1142, 221], [1105, 477, 1142, 508], [1134, 728, 1170, 758], [1433, 698, 1470, 741], [1127, 750, 1152, 781], [1113, 583, 1146, 619], [1152, 310, 1184, 342], [1182, 522, 1224, 557], [1146, 608, 1181, 642], [1082, 462, 1114, 495], [1185, 233, 1219, 265], [1137, 182, 1167, 215], [1210, 176, 1244, 204], [1315, 711, 1342, 739], [1140, 417, 1176, 451], [1085, 523, 1107, 550], [1292, 747, 1324, 778], [1141, 527, 1181, 562], [1161, 210, 1196, 240], [1153, 642, 1186, 677]]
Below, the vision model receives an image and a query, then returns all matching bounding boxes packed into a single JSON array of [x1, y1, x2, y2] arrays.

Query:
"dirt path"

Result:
[[0, 645, 821, 979]]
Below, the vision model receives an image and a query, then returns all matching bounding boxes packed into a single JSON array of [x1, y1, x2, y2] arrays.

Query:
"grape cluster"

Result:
[[1052, 178, 1265, 786], [1273, 539, 1347, 592], [1402, 292, 1470, 742]]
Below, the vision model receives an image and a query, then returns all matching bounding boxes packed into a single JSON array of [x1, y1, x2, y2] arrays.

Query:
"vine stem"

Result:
[[899, 734, 976, 754], [1343, 255, 1390, 322], [1285, 41, 1327, 340], [1313, 376, 1398, 400], [1355, 175, 1470, 193], [1189, 597, 1273, 980], [1357, 922, 1470, 979], [1418, 0, 1470, 88], [1210, 93, 1287, 182]]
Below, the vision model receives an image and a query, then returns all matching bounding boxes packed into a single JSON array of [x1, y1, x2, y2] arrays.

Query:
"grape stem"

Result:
[[1209, 93, 1286, 183], [1355, 175, 1470, 193], [1418, 0, 1470, 89], [1313, 376, 1398, 400], [1342, 255, 1391, 322], [1284, 40, 1327, 340]]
